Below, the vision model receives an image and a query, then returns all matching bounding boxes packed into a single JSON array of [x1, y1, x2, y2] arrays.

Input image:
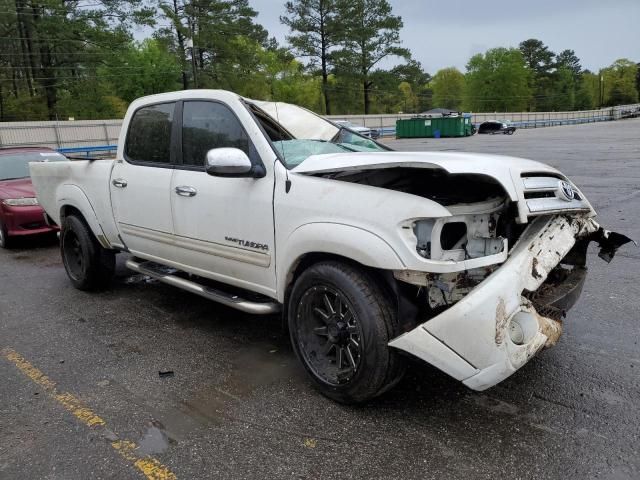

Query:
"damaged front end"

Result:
[[389, 213, 633, 390], [293, 153, 634, 389]]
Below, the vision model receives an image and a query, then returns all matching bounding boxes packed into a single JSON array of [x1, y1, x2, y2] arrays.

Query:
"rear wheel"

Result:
[[288, 261, 404, 404], [60, 215, 115, 291]]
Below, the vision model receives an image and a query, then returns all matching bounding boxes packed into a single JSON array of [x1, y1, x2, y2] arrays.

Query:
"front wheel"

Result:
[[60, 215, 115, 291], [0, 222, 11, 249], [288, 261, 404, 404]]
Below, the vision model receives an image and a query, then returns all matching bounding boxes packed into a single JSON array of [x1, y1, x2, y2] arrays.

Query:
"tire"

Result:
[[60, 214, 115, 291], [288, 261, 405, 404], [0, 222, 11, 249]]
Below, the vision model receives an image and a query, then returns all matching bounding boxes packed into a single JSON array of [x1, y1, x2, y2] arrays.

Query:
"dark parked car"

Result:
[[0, 147, 68, 248], [477, 120, 516, 135]]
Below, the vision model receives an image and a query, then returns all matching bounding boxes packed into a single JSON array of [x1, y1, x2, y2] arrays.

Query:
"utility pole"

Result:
[[599, 73, 604, 108], [172, 0, 188, 90], [187, 20, 198, 89]]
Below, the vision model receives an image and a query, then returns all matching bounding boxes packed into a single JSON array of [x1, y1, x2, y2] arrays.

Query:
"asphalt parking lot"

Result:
[[1, 119, 639, 480]]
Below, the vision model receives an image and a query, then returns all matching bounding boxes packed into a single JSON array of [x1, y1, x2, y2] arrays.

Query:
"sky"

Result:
[[248, 0, 640, 74]]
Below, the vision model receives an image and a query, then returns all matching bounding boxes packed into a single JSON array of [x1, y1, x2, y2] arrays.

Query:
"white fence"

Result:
[[0, 119, 121, 149], [326, 104, 640, 133], [1, 104, 639, 150]]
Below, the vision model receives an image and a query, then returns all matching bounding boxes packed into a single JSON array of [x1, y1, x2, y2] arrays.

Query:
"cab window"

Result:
[[124, 103, 175, 164], [182, 101, 250, 167]]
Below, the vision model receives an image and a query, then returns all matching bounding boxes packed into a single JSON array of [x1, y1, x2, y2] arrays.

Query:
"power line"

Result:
[[0, 56, 585, 103], [0, 9, 123, 16], [11, 3, 105, 13], [0, 65, 176, 70], [0, 36, 132, 45], [0, 65, 582, 103], [0, 69, 181, 82], [0, 9, 268, 35], [0, 52, 129, 57]]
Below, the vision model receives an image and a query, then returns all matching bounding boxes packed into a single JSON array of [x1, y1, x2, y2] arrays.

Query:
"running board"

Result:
[[125, 258, 280, 315]]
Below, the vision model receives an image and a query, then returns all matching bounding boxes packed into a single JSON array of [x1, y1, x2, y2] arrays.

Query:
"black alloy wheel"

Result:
[[296, 285, 363, 385], [288, 261, 405, 404]]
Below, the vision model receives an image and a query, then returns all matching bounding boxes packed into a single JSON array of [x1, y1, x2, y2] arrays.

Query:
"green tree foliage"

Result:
[[519, 38, 555, 76], [387, 59, 432, 112], [0, 0, 153, 120], [464, 48, 530, 112], [549, 67, 575, 111], [363, 59, 431, 114], [100, 39, 182, 103], [367, 69, 413, 113], [602, 59, 639, 106], [431, 67, 465, 111], [334, 0, 409, 114], [1, 1, 638, 122], [156, 0, 268, 90], [519, 38, 555, 111], [574, 72, 599, 110], [556, 49, 582, 80], [280, 0, 342, 114]]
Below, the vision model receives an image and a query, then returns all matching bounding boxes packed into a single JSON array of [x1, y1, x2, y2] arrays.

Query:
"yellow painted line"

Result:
[[2, 347, 177, 480], [112, 440, 177, 480]]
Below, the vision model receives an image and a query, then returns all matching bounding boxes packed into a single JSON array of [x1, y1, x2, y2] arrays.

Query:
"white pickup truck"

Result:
[[30, 90, 632, 403]]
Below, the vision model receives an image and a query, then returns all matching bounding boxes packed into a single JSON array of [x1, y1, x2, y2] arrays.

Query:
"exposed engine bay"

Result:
[[319, 167, 506, 205], [315, 167, 634, 330], [318, 168, 519, 311]]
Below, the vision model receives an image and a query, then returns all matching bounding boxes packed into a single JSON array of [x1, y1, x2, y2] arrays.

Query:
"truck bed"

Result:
[[30, 159, 119, 245]]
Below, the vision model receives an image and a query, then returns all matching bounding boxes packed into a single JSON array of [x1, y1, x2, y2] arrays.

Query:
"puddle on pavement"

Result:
[[156, 343, 302, 438], [137, 420, 171, 455]]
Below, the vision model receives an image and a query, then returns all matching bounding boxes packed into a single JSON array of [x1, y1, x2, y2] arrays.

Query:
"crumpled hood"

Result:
[[292, 151, 562, 201], [0, 178, 35, 199]]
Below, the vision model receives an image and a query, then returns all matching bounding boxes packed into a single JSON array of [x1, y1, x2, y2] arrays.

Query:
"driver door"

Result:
[[170, 100, 276, 297]]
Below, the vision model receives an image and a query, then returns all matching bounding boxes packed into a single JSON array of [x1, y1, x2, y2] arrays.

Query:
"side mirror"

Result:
[[205, 148, 255, 177]]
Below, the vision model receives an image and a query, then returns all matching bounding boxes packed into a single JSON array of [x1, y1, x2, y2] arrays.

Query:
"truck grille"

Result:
[[521, 175, 590, 215]]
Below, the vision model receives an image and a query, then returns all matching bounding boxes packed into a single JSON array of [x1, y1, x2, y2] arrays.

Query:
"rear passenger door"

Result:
[[170, 99, 276, 296], [111, 102, 177, 260]]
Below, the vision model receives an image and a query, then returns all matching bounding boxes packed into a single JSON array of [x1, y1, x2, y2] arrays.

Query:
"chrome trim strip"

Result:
[[118, 223, 271, 268], [522, 176, 561, 190], [526, 197, 590, 213], [175, 235, 271, 268]]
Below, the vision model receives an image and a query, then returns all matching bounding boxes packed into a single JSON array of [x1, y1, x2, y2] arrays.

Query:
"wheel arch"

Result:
[[277, 222, 406, 305], [58, 185, 111, 249]]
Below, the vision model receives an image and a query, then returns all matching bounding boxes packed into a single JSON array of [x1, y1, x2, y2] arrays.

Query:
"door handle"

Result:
[[175, 186, 197, 197], [112, 178, 127, 188]]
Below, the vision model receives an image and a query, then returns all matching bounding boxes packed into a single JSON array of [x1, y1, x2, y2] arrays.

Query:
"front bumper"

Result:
[[1, 204, 58, 237], [389, 214, 610, 390]]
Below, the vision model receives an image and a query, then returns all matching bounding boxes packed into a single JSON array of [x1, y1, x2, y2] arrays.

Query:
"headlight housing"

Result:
[[2, 197, 39, 207]]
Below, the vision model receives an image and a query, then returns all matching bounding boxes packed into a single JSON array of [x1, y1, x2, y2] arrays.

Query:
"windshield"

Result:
[[248, 100, 389, 168], [0, 151, 68, 180], [273, 140, 352, 167]]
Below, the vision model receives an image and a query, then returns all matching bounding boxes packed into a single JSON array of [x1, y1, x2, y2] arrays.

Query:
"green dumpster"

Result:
[[396, 115, 473, 138]]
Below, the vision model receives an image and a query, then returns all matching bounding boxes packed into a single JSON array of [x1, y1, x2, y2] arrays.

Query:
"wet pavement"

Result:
[[1, 119, 639, 479]]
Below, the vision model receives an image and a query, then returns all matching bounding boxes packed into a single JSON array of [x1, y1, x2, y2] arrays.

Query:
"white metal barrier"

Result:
[[1, 104, 639, 148]]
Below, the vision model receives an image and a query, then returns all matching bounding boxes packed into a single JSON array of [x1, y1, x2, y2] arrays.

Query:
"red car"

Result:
[[0, 147, 69, 248]]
